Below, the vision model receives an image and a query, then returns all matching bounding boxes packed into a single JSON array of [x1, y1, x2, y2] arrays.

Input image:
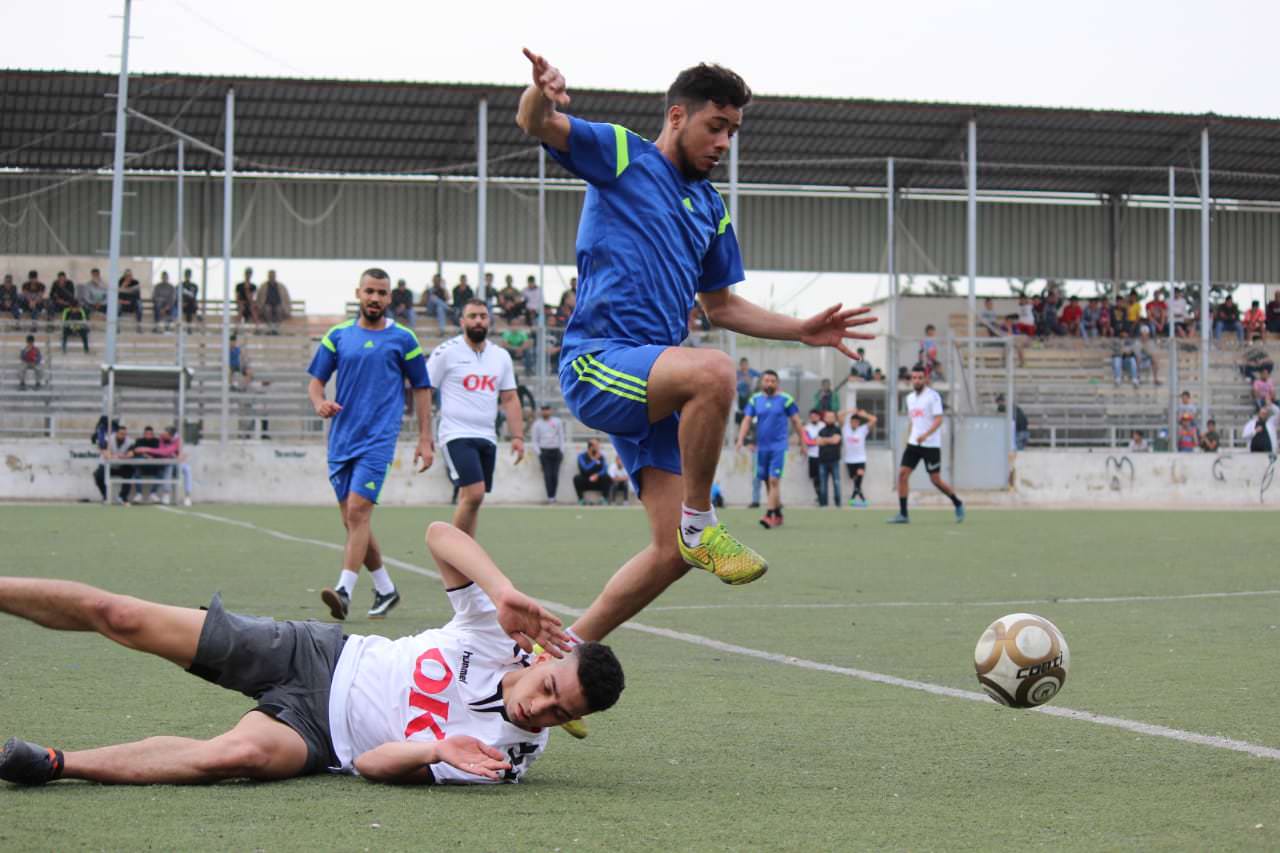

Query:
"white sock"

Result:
[[336, 569, 359, 595], [370, 567, 396, 595], [680, 504, 718, 548]]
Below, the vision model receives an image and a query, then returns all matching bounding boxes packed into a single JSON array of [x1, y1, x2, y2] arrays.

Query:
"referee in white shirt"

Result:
[[531, 403, 566, 503], [427, 300, 525, 537]]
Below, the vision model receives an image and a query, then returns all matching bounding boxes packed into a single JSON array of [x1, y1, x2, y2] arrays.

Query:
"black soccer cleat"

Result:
[[0, 737, 63, 786], [367, 589, 401, 619], [321, 587, 350, 621]]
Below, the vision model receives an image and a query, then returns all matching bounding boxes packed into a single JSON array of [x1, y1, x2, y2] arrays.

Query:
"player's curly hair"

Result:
[[667, 64, 751, 113], [575, 641, 625, 713]]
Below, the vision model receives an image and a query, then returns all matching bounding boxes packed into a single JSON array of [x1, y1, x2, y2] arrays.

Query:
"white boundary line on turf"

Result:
[[162, 507, 1280, 763], [647, 589, 1280, 612]]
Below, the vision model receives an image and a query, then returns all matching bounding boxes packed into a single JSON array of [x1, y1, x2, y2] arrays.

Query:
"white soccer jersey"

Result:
[[427, 336, 517, 446], [842, 422, 870, 464], [328, 584, 550, 784], [905, 387, 944, 448], [803, 422, 823, 459]]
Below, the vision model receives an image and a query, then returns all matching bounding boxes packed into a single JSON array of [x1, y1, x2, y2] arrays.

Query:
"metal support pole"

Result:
[[1005, 340, 1015, 455], [728, 134, 740, 370], [966, 120, 978, 410], [1167, 166, 1177, 442], [1200, 128, 1211, 427], [104, 0, 132, 370], [536, 147, 548, 406], [886, 157, 898, 449], [175, 140, 187, 437], [476, 97, 488, 301], [219, 88, 234, 446]]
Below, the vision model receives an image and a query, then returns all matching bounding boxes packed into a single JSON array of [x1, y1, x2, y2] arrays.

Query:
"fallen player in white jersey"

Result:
[[0, 522, 624, 786]]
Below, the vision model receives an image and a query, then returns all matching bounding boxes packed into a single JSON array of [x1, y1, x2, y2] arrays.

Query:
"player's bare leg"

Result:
[[0, 577, 204, 666], [766, 476, 782, 524], [57, 710, 308, 785], [451, 482, 487, 538], [888, 466, 912, 523], [646, 348, 767, 584], [929, 471, 965, 522], [323, 494, 398, 620]]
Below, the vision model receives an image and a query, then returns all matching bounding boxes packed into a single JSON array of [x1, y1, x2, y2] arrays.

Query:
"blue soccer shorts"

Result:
[[560, 345, 679, 493], [756, 447, 787, 481], [329, 456, 392, 504]]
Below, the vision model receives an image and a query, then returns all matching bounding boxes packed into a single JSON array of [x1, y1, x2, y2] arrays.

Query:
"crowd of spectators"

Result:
[[91, 417, 193, 506]]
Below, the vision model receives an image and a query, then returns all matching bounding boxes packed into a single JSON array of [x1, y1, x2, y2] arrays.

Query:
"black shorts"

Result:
[[187, 593, 346, 775], [900, 444, 942, 474], [443, 437, 496, 491], [845, 462, 866, 478]]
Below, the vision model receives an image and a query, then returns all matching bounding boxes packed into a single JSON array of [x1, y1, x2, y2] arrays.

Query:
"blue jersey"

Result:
[[307, 318, 430, 463], [547, 116, 745, 364], [745, 391, 798, 451]]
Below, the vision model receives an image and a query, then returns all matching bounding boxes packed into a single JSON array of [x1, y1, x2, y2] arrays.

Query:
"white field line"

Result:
[[647, 589, 1280, 612], [163, 507, 1280, 762]]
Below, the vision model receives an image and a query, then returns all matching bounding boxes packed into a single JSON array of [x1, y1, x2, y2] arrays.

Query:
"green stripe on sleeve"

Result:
[[612, 124, 630, 177], [404, 346, 423, 360], [321, 336, 336, 352]]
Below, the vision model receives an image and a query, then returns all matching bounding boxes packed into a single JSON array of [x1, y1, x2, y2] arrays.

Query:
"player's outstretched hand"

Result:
[[414, 437, 434, 472], [315, 400, 342, 419], [798, 304, 877, 360], [496, 587, 572, 657], [436, 735, 511, 780], [522, 48, 570, 106]]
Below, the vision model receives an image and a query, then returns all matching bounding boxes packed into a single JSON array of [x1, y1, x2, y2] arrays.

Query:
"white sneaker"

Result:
[[183, 497, 192, 507], [160, 494, 171, 506]]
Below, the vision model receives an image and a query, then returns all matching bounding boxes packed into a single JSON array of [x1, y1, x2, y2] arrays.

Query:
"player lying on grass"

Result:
[[0, 522, 624, 787]]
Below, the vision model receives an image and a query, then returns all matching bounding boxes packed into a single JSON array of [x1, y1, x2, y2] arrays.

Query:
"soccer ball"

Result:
[[973, 613, 1069, 708]]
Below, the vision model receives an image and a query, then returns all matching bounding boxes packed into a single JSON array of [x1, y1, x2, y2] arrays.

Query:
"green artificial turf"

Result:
[[1, 504, 1277, 851]]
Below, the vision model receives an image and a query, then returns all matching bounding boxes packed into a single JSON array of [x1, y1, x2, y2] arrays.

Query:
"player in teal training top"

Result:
[[516, 49, 875, 651], [307, 268, 434, 620]]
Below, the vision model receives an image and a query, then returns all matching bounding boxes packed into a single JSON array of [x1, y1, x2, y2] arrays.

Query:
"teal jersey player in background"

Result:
[[307, 268, 434, 621], [735, 370, 804, 529], [517, 48, 876, 660]]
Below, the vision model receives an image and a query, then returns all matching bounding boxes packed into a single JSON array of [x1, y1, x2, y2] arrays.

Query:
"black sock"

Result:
[[899, 496, 908, 516], [854, 475, 863, 496], [948, 493, 962, 508]]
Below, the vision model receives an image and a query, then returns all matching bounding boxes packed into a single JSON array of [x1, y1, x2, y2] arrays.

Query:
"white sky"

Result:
[[10, 0, 1280, 314]]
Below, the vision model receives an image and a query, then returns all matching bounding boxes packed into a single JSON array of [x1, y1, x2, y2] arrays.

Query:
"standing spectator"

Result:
[[1177, 390, 1198, 424], [20, 270, 47, 329], [1176, 413, 1200, 453], [1059, 295, 1083, 336], [815, 409, 842, 508], [1081, 297, 1100, 339], [1241, 336, 1274, 381], [841, 408, 876, 506], [151, 272, 176, 332], [812, 378, 836, 413], [79, 268, 109, 315], [918, 324, 941, 378], [735, 357, 760, 415], [1243, 404, 1279, 453], [422, 274, 451, 333], [451, 274, 474, 318], [573, 438, 610, 503], [1168, 287, 1191, 337], [1135, 325, 1161, 386], [257, 270, 288, 334], [129, 425, 163, 502], [497, 275, 525, 319], [1251, 367, 1275, 412], [1110, 337, 1138, 387], [61, 301, 90, 353], [1243, 300, 1266, 339], [1200, 418, 1221, 453], [234, 267, 258, 326], [802, 408, 823, 505], [607, 454, 631, 504], [0, 274, 20, 323], [18, 334, 46, 389], [1013, 296, 1036, 336], [1128, 430, 1149, 452], [522, 275, 543, 324], [1266, 290, 1280, 338], [389, 278, 416, 328], [499, 314, 534, 374], [118, 269, 142, 331], [1213, 295, 1243, 343], [180, 269, 201, 325], [94, 422, 135, 505], [49, 272, 77, 315], [735, 370, 804, 529], [530, 403, 566, 503], [1145, 289, 1169, 337]]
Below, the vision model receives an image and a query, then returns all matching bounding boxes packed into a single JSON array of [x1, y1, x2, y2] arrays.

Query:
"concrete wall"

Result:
[[3, 441, 1276, 509]]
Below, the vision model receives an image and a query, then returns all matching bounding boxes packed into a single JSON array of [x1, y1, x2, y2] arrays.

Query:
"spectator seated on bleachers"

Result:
[[180, 270, 201, 324], [151, 272, 177, 332], [390, 278, 415, 328], [229, 333, 255, 390], [451, 275, 474, 318], [235, 268, 258, 325], [1060, 295, 1083, 336], [1145, 290, 1169, 337], [573, 438, 610, 504], [20, 270, 47, 327], [94, 421, 134, 504], [255, 270, 291, 334], [497, 275, 525, 320], [1135, 325, 1161, 386], [1110, 336, 1138, 387], [1241, 336, 1274, 381], [422, 275, 451, 332], [61, 302, 90, 353], [129, 425, 163, 502], [499, 314, 535, 374], [48, 272, 77, 316], [0, 274, 19, 322], [1200, 419, 1221, 453], [522, 275, 543, 324], [1267, 290, 1280, 337], [1176, 413, 1200, 453], [1243, 300, 1266, 339], [18, 334, 46, 390], [1127, 430, 1149, 452], [117, 269, 143, 330], [607, 454, 631, 504], [978, 297, 1005, 337], [78, 269, 110, 315], [917, 324, 942, 379], [1251, 367, 1275, 412], [1214, 296, 1243, 344]]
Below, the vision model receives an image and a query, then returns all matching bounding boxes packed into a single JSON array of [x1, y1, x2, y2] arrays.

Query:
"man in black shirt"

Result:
[[235, 268, 258, 325], [130, 426, 162, 503], [390, 279, 416, 328], [118, 269, 143, 331], [180, 270, 201, 324], [260, 270, 285, 334], [815, 410, 842, 507], [49, 272, 77, 315], [1200, 419, 1220, 453]]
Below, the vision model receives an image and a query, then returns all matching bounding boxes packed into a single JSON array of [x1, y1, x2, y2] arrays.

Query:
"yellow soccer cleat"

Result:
[[677, 523, 768, 586], [531, 643, 589, 739]]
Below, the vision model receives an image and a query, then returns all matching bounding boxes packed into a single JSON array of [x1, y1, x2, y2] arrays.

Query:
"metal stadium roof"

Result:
[[5, 69, 1280, 200]]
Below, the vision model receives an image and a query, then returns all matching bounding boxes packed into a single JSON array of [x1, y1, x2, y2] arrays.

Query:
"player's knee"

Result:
[[199, 736, 273, 777], [344, 502, 373, 527], [698, 351, 736, 405], [95, 595, 144, 638]]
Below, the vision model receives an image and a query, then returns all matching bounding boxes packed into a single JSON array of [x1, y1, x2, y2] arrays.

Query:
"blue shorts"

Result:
[[442, 437, 496, 491], [756, 447, 787, 481], [560, 345, 679, 492], [329, 456, 392, 504]]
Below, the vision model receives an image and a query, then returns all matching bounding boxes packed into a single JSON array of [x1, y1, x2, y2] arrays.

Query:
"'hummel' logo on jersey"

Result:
[[363, 340, 375, 349]]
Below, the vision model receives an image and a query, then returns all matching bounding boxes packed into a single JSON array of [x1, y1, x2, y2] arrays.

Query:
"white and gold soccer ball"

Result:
[[973, 613, 1069, 708]]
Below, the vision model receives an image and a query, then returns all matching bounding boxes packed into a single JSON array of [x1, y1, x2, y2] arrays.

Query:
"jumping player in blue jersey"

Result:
[[517, 50, 875, 646], [307, 269, 434, 621]]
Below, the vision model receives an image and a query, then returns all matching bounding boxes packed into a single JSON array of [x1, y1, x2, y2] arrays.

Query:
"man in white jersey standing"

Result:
[[887, 366, 964, 524], [841, 407, 876, 507], [429, 299, 526, 538], [0, 523, 624, 787]]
